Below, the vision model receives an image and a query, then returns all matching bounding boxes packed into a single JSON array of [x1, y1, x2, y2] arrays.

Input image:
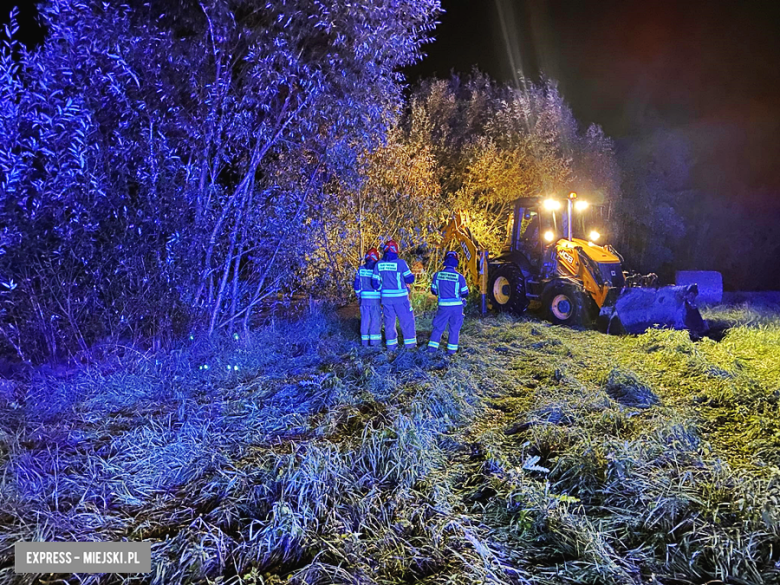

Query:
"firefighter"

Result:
[[371, 239, 417, 350], [353, 247, 382, 346], [428, 251, 469, 355]]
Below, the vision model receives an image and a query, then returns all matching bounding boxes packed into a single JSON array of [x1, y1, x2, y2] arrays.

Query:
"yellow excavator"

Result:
[[441, 192, 706, 334]]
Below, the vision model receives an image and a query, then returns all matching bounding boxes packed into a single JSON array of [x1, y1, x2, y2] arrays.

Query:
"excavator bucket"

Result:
[[605, 284, 708, 337]]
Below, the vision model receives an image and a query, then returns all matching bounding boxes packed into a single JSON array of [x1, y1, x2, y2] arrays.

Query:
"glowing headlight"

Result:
[[543, 199, 561, 211], [589, 230, 600, 241], [544, 230, 555, 242], [575, 200, 589, 211]]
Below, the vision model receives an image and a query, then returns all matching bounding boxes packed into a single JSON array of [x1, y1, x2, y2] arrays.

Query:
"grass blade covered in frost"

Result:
[[1, 302, 779, 583]]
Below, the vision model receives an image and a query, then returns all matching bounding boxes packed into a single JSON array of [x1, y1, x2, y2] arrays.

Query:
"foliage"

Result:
[[308, 128, 443, 299], [404, 73, 621, 254], [615, 129, 692, 279], [2, 302, 780, 583], [686, 190, 780, 291], [615, 127, 780, 290], [0, 0, 440, 361]]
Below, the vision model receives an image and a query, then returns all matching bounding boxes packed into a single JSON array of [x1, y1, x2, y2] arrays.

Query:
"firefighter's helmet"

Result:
[[444, 250, 459, 267], [365, 248, 379, 263]]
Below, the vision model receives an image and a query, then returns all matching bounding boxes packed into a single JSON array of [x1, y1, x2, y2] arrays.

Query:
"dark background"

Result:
[[6, 0, 780, 289], [3, 2, 44, 47]]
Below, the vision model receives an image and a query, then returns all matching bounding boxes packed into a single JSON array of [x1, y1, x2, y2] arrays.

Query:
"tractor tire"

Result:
[[488, 264, 528, 315], [541, 281, 591, 327]]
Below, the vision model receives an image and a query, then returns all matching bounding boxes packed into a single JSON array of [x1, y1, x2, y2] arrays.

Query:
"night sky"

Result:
[[406, 0, 780, 201]]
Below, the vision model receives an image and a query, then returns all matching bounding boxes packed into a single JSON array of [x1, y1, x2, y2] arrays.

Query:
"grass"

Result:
[[1, 296, 779, 584]]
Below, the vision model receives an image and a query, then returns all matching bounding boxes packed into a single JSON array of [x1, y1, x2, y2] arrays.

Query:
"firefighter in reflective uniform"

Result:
[[428, 251, 469, 355], [353, 247, 382, 346], [371, 239, 417, 350]]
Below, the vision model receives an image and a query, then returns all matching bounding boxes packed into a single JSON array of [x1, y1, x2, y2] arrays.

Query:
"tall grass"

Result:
[[1, 304, 779, 583]]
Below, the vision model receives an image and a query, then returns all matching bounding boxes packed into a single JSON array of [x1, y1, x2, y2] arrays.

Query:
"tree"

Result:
[[405, 73, 620, 255], [616, 129, 692, 279], [310, 127, 442, 299], [0, 0, 441, 361]]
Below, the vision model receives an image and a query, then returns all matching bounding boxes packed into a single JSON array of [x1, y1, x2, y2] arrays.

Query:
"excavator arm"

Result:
[[440, 211, 490, 313]]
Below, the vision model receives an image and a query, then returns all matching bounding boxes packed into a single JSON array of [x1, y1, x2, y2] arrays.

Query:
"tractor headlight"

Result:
[[575, 200, 589, 211], [543, 199, 561, 211], [544, 230, 555, 242], [589, 230, 600, 241]]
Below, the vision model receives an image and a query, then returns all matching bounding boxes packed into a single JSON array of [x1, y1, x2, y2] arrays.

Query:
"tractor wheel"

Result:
[[488, 264, 528, 315], [541, 281, 590, 327]]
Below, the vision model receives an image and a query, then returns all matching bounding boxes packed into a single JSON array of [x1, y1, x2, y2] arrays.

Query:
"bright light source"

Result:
[[544, 230, 555, 242], [543, 199, 561, 211], [568, 191, 577, 199], [589, 230, 600, 241], [575, 200, 589, 211]]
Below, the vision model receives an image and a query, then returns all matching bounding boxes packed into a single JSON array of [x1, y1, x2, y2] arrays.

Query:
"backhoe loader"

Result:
[[440, 192, 707, 334]]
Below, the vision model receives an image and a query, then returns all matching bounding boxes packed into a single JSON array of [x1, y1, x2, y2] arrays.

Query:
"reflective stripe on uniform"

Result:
[[447, 344, 458, 351], [404, 338, 417, 345], [381, 289, 408, 298], [428, 340, 440, 348], [369, 335, 382, 340], [360, 291, 381, 299], [361, 335, 369, 340], [387, 339, 398, 347], [433, 269, 466, 306]]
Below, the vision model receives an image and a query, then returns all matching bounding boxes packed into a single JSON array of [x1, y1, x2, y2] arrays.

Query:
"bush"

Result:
[[0, 0, 441, 361]]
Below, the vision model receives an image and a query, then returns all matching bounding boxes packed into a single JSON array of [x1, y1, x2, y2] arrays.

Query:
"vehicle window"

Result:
[[519, 211, 539, 241]]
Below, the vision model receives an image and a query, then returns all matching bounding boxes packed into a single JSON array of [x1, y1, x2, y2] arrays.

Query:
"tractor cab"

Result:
[[500, 197, 550, 272], [502, 196, 609, 262], [503, 198, 542, 260]]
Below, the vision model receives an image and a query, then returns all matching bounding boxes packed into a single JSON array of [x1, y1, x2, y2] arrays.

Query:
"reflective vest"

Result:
[[372, 256, 414, 300], [431, 267, 469, 306], [354, 262, 380, 301]]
